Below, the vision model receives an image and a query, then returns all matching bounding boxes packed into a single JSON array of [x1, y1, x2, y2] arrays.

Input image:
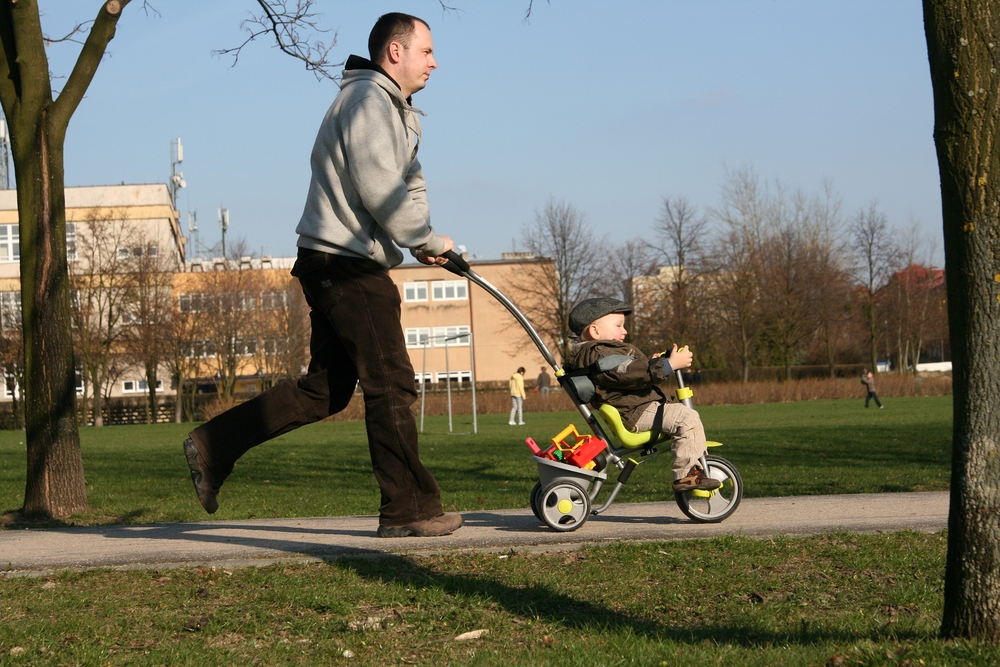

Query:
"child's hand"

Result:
[[667, 343, 693, 370]]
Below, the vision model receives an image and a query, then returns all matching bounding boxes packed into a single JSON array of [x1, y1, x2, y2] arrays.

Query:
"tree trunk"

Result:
[[15, 114, 87, 517], [174, 372, 184, 424], [925, 0, 1000, 643]]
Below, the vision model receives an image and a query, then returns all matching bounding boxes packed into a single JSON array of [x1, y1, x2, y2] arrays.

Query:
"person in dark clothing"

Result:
[[861, 369, 884, 409], [183, 13, 462, 538]]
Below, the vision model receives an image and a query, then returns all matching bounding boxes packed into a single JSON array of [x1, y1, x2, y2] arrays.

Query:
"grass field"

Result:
[[5, 532, 999, 666], [0, 395, 952, 526], [0, 396, 978, 666]]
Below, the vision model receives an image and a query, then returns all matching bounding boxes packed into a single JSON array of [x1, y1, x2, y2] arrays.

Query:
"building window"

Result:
[[260, 290, 288, 310], [179, 292, 214, 313], [414, 372, 434, 384], [432, 280, 467, 301], [0, 225, 18, 263], [403, 281, 428, 302], [405, 327, 431, 348], [118, 244, 158, 260], [434, 370, 471, 383], [432, 325, 470, 347], [186, 339, 217, 358], [66, 223, 77, 261], [123, 379, 164, 393], [0, 291, 21, 330], [233, 338, 257, 356], [219, 291, 255, 312]]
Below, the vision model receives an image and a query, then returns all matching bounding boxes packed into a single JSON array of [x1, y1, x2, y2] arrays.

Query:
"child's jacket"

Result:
[[564, 340, 674, 430]]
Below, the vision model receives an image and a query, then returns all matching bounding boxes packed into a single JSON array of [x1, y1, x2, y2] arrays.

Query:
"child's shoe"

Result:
[[673, 465, 722, 492]]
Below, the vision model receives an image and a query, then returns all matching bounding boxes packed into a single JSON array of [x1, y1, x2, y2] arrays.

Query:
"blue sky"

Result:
[[37, 1, 940, 263]]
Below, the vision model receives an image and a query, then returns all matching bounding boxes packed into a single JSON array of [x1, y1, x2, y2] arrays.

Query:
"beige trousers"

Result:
[[631, 401, 707, 480]]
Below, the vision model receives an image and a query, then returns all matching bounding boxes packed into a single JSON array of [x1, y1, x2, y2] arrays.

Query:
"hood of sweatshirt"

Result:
[[339, 55, 425, 115]]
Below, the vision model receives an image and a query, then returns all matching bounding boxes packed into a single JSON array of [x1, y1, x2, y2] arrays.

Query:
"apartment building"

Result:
[[0, 183, 556, 406]]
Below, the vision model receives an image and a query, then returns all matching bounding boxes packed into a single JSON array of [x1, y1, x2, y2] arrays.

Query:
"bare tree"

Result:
[[805, 184, 853, 376], [850, 202, 900, 373], [163, 290, 206, 424], [925, 0, 1000, 642], [70, 210, 138, 427], [246, 274, 310, 390], [705, 166, 769, 383], [118, 230, 176, 423], [654, 196, 709, 345], [602, 239, 660, 352], [0, 291, 25, 429], [509, 201, 606, 362], [0, 1, 340, 518]]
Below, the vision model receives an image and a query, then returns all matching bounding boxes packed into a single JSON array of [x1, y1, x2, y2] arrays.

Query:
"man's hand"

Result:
[[416, 235, 455, 266], [666, 343, 693, 370]]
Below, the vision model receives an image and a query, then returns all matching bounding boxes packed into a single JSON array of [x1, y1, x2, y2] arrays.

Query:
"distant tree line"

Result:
[[511, 165, 949, 380]]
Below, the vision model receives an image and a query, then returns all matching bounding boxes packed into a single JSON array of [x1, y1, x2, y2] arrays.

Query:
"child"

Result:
[[509, 366, 526, 425], [564, 297, 720, 492]]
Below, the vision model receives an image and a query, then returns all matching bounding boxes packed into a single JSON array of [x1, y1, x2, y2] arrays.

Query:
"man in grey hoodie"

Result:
[[183, 13, 463, 538]]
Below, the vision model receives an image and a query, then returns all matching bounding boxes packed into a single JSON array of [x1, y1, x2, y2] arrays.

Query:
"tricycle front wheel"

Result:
[[674, 454, 742, 523]]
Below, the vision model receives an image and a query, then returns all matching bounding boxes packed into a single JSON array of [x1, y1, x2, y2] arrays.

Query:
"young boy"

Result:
[[564, 297, 720, 492]]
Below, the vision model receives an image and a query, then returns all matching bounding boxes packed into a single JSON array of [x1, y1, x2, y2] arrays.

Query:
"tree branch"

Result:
[[214, 0, 341, 81], [51, 0, 133, 137]]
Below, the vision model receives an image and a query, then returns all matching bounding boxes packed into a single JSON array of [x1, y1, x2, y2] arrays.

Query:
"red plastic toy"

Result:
[[525, 424, 607, 470]]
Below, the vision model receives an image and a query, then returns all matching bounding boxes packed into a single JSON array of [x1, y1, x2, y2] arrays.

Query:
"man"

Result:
[[183, 13, 463, 538], [536, 366, 551, 397], [861, 369, 884, 409]]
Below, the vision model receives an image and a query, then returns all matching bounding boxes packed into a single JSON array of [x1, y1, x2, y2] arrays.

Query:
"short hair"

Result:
[[517, 367, 526, 374], [368, 13, 430, 64]]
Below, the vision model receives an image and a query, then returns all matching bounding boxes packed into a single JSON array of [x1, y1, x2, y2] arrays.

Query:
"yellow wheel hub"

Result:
[[557, 498, 574, 514]]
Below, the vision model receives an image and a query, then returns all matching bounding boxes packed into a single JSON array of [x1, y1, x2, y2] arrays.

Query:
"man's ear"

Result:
[[386, 40, 403, 65]]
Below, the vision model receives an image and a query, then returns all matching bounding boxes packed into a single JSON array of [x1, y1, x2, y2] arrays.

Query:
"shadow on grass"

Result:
[[328, 553, 934, 647]]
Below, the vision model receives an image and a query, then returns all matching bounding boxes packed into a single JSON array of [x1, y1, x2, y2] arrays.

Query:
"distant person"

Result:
[[861, 369, 884, 409], [182, 13, 463, 539], [563, 298, 721, 492], [692, 368, 703, 386], [537, 366, 552, 397], [509, 367, 526, 425]]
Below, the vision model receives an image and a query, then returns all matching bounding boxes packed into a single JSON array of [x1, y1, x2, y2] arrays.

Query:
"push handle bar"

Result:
[[441, 250, 470, 276]]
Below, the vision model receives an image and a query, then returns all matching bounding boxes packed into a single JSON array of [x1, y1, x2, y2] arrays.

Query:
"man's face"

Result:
[[396, 22, 436, 97], [588, 313, 627, 343]]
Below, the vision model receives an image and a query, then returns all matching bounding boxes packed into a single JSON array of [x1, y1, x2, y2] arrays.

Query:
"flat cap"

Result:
[[568, 297, 633, 336]]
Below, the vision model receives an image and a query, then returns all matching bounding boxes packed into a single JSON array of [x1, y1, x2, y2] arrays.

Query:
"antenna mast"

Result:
[[169, 137, 185, 208], [218, 207, 230, 260]]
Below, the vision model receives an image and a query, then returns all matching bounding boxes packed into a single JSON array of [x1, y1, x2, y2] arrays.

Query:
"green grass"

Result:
[[4, 532, 998, 666], [0, 396, 952, 526]]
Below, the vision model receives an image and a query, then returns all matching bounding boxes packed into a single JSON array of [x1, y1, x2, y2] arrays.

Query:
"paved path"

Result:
[[0, 492, 948, 576]]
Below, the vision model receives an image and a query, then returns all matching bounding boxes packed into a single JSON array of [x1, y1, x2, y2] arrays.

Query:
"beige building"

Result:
[[0, 183, 556, 405], [393, 257, 554, 387]]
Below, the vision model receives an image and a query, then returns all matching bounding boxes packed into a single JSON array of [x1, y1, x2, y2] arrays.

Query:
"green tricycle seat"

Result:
[[595, 404, 723, 450]]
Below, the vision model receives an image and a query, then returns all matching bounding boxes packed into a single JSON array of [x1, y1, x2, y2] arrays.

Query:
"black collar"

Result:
[[344, 54, 410, 103]]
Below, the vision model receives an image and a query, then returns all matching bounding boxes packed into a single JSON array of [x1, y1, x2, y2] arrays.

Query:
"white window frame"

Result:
[[65, 222, 77, 261], [123, 378, 164, 393], [431, 280, 468, 301], [260, 290, 288, 310], [434, 370, 472, 383], [432, 325, 470, 347], [414, 372, 434, 384], [405, 327, 431, 348], [0, 224, 19, 263], [403, 281, 428, 303]]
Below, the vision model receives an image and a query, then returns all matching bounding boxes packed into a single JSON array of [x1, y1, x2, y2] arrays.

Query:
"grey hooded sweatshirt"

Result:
[[295, 56, 446, 269]]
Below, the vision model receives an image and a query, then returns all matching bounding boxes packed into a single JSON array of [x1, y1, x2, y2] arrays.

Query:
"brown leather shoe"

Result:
[[377, 513, 464, 538], [673, 465, 722, 492], [183, 438, 222, 514]]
